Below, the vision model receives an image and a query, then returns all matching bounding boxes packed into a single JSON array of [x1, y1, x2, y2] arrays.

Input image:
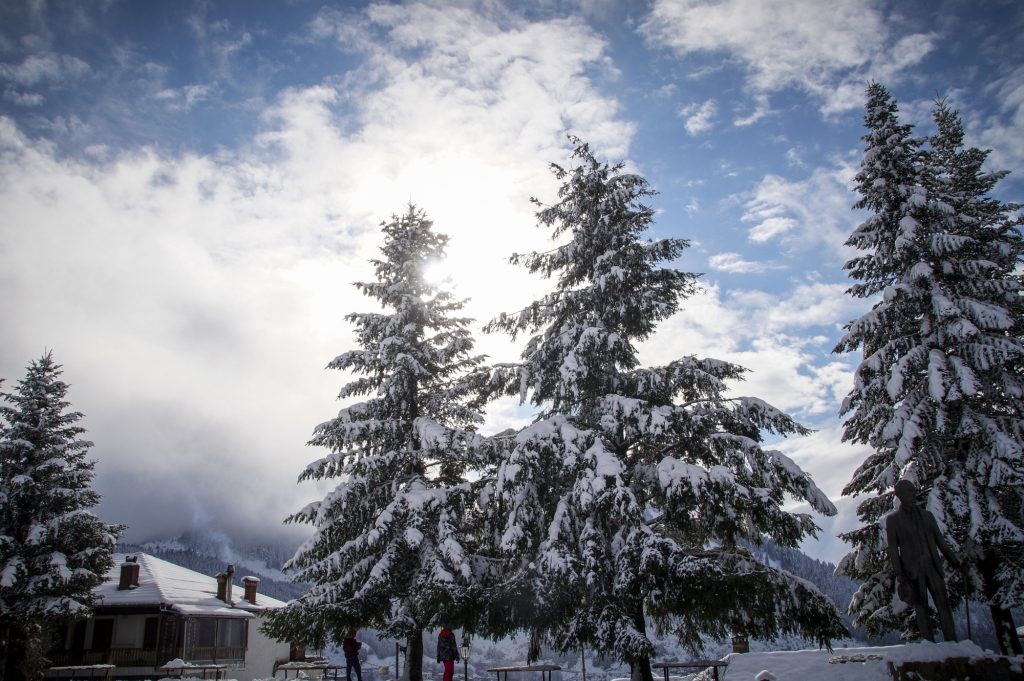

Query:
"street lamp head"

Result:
[[460, 644, 471, 662]]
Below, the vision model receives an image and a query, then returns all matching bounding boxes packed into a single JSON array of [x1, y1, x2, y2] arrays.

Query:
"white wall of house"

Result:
[[240, 615, 290, 681]]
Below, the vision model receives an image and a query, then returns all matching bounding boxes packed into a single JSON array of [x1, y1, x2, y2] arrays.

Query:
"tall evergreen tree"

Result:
[[266, 206, 487, 681], [836, 84, 1024, 653], [0, 354, 121, 680], [482, 139, 845, 681]]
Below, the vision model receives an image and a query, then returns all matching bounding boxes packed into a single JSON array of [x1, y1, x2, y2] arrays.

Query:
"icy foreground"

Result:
[[721, 641, 1020, 680]]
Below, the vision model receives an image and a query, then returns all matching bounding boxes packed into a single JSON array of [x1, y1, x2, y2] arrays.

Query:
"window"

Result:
[[217, 619, 245, 647], [194, 618, 245, 649], [196, 619, 217, 648], [143, 618, 158, 649], [91, 620, 113, 651], [113, 615, 141, 648]]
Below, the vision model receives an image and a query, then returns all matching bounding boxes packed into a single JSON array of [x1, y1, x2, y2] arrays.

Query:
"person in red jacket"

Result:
[[436, 627, 461, 681], [343, 629, 363, 681]]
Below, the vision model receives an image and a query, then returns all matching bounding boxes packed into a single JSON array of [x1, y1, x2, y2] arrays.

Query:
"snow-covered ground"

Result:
[[149, 641, 1021, 681], [721, 641, 1019, 680]]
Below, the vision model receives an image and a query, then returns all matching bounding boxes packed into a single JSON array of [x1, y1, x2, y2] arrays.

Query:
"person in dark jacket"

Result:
[[343, 629, 363, 681], [436, 627, 461, 681]]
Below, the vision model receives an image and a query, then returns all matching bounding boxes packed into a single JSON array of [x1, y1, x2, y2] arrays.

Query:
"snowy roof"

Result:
[[96, 553, 286, 617]]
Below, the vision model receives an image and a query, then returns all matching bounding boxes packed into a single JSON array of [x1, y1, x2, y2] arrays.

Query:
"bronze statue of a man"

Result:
[[886, 479, 960, 641]]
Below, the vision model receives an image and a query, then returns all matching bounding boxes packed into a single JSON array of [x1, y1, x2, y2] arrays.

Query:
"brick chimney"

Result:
[[242, 576, 260, 605], [118, 556, 139, 590], [215, 564, 235, 603]]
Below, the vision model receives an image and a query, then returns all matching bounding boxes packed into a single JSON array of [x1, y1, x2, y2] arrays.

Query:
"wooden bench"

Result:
[[652, 660, 728, 681], [487, 664, 562, 681]]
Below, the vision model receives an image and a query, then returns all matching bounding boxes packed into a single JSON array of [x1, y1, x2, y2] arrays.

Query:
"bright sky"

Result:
[[0, 0, 1020, 562]]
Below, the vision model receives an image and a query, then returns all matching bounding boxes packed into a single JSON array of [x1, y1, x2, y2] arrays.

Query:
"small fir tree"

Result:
[[482, 138, 845, 680], [266, 206, 487, 681], [836, 84, 1024, 653], [0, 354, 122, 680]]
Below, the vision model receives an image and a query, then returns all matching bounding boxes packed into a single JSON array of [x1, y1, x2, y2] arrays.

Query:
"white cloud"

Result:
[[679, 98, 716, 135], [154, 83, 213, 111], [638, 281, 865, 417], [654, 82, 677, 97], [975, 65, 1024, 171], [794, 494, 863, 565], [3, 88, 44, 106], [0, 52, 90, 86], [184, 6, 255, 82], [746, 215, 797, 242], [708, 251, 775, 273], [741, 160, 860, 257], [640, 0, 936, 115], [732, 93, 771, 127], [0, 4, 633, 543], [776, 422, 871, 500]]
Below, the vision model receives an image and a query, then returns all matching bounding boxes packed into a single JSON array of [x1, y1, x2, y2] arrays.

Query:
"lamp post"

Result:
[[396, 642, 407, 681], [460, 638, 471, 681]]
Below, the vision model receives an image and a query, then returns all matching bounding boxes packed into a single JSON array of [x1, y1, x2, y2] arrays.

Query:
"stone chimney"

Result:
[[118, 556, 139, 590], [215, 564, 235, 603], [242, 576, 260, 605]]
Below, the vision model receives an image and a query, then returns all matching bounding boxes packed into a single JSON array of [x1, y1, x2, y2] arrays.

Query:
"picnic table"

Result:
[[487, 663, 561, 681], [275, 660, 346, 679], [159, 661, 227, 679], [651, 660, 728, 681]]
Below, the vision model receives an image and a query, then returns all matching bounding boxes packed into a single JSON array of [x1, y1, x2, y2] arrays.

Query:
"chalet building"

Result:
[[45, 553, 291, 680]]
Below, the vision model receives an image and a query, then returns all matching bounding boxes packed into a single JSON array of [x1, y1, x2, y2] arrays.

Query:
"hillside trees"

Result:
[[480, 138, 845, 681], [836, 83, 1024, 653], [266, 206, 488, 681], [0, 354, 122, 680]]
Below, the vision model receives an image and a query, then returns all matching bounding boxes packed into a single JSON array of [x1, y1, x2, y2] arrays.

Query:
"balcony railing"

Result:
[[184, 646, 245, 665], [48, 648, 162, 667], [48, 646, 244, 668]]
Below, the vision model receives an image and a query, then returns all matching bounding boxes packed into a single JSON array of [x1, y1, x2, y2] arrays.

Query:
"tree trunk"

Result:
[[627, 607, 654, 681], [979, 548, 1023, 656], [629, 659, 653, 681], [404, 629, 424, 681], [0, 622, 7, 681], [2, 624, 28, 681]]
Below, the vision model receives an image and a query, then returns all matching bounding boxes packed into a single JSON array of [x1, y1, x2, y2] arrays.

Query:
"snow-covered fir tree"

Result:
[[835, 84, 1024, 654], [481, 138, 845, 681], [266, 206, 487, 681], [0, 354, 121, 680]]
